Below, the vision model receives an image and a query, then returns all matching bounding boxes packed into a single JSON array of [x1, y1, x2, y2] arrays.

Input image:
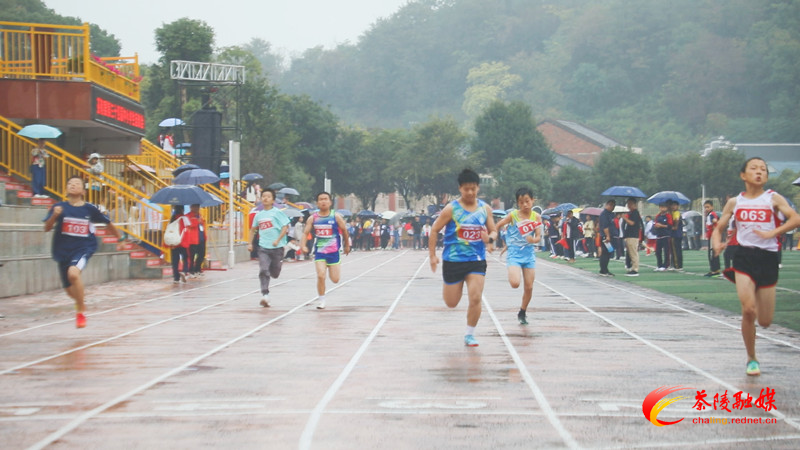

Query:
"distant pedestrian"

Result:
[[300, 192, 351, 310], [248, 189, 290, 307], [598, 199, 616, 276], [30, 139, 48, 198], [186, 204, 206, 278], [429, 169, 497, 347], [653, 203, 673, 271], [622, 197, 642, 276], [43, 176, 121, 328], [703, 200, 721, 277], [711, 157, 800, 376], [167, 205, 191, 284], [669, 201, 684, 270], [412, 216, 423, 249], [494, 187, 542, 325]]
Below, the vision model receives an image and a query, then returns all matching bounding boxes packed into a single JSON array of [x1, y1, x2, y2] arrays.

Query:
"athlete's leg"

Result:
[[327, 263, 341, 284], [442, 281, 464, 308], [507, 265, 521, 289], [735, 273, 758, 361], [65, 266, 85, 313], [315, 260, 328, 296], [464, 273, 485, 327], [520, 268, 535, 311], [755, 286, 776, 328]]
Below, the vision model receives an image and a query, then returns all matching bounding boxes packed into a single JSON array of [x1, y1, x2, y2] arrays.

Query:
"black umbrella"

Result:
[[267, 182, 286, 190], [243, 173, 264, 182], [172, 164, 201, 176]]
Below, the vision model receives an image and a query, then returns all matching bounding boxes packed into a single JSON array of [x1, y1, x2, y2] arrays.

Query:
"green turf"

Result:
[[538, 248, 800, 332]]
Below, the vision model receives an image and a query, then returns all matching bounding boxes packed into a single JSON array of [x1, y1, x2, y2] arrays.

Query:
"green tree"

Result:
[[281, 95, 341, 193], [462, 62, 521, 121], [338, 127, 392, 210], [592, 147, 652, 204], [412, 117, 471, 205], [551, 166, 595, 206], [653, 152, 703, 199], [472, 100, 553, 170], [701, 149, 746, 200], [486, 158, 552, 208]]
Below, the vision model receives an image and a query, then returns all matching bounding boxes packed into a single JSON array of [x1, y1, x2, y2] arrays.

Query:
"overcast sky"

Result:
[[52, 0, 410, 64]]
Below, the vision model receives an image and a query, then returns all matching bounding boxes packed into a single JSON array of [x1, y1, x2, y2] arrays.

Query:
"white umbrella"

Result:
[[381, 210, 398, 220]]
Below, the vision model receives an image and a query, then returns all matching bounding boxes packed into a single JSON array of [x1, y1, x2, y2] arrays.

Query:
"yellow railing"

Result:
[[0, 116, 165, 252], [0, 21, 140, 101], [136, 138, 254, 243]]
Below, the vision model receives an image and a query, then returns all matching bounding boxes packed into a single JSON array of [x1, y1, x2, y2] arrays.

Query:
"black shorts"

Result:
[[723, 246, 779, 288], [57, 250, 93, 288], [442, 260, 487, 284]]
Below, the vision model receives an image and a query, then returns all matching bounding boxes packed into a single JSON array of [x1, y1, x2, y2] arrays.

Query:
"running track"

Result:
[[1, 250, 799, 449]]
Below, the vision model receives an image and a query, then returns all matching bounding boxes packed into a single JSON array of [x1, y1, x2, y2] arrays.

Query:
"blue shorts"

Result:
[[315, 251, 341, 265], [57, 251, 92, 288], [506, 246, 536, 269]]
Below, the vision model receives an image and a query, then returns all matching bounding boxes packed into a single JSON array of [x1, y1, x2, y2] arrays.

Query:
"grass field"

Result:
[[539, 247, 800, 332]]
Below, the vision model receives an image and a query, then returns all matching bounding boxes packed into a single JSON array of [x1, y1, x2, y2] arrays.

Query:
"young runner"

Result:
[[300, 192, 351, 309], [43, 176, 121, 328], [429, 169, 497, 347], [247, 188, 290, 307], [494, 187, 542, 325], [712, 157, 800, 376]]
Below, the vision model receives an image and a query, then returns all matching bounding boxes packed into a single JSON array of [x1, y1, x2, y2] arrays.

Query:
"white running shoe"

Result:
[[260, 295, 270, 307], [316, 299, 326, 309]]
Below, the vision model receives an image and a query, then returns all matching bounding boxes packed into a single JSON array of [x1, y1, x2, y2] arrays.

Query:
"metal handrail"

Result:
[[0, 20, 141, 101]]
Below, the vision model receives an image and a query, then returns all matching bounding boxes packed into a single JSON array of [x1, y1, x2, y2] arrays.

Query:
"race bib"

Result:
[[258, 219, 274, 231], [517, 220, 539, 236], [315, 224, 334, 238], [457, 224, 483, 242], [62, 217, 90, 237], [736, 208, 772, 223]]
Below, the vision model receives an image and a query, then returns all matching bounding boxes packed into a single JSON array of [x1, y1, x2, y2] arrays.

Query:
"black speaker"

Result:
[[191, 109, 222, 172]]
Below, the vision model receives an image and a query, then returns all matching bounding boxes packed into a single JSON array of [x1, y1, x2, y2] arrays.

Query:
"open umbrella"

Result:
[[159, 118, 185, 127], [280, 207, 303, 218], [173, 168, 220, 185], [682, 210, 701, 218], [150, 185, 219, 206], [381, 210, 398, 220], [279, 187, 299, 196], [266, 181, 286, 190], [243, 173, 264, 182], [580, 207, 603, 216], [601, 186, 647, 198], [18, 124, 62, 139], [542, 202, 578, 215], [200, 192, 224, 207], [294, 201, 314, 210], [336, 209, 353, 217], [357, 210, 378, 218], [492, 209, 508, 217], [172, 164, 201, 176], [793, 176, 800, 186], [647, 191, 690, 205]]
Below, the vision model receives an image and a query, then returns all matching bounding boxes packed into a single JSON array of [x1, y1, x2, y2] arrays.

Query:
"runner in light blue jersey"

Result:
[[495, 187, 543, 325]]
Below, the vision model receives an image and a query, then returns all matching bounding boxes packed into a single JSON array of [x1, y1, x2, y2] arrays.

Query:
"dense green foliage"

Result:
[[277, 0, 800, 156]]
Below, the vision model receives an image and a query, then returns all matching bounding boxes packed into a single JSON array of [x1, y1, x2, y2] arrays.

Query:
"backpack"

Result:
[[164, 217, 184, 246]]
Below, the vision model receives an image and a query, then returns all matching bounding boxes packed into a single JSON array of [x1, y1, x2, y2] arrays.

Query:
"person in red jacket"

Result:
[[168, 205, 192, 284], [186, 204, 206, 277]]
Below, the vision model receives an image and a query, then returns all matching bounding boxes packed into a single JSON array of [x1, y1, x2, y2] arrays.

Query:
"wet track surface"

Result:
[[1, 250, 799, 449]]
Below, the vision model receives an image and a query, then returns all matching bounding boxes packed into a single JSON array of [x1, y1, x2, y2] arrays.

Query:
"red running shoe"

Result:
[[76, 313, 86, 328]]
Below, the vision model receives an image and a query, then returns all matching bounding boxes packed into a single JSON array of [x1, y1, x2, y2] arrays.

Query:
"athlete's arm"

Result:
[[300, 218, 314, 254], [495, 214, 512, 230], [335, 213, 351, 255], [528, 224, 543, 244], [754, 193, 800, 240], [43, 205, 62, 232], [428, 204, 453, 271], [484, 205, 498, 252], [712, 198, 736, 256]]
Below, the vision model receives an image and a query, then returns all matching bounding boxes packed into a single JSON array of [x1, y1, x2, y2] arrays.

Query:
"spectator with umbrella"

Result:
[[621, 197, 643, 276], [19, 125, 62, 198], [598, 199, 616, 276]]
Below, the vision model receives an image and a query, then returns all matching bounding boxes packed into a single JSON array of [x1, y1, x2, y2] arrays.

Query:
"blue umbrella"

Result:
[[336, 209, 353, 217], [200, 192, 224, 207], [647, 191, 690, 205], [280, 207, 303, 218], [492, 209, 508, 216], [150, 185, 219, 206], [243, 173, 264, 182], [18, 124, 62, 139], [159, 118, 185, 127], [173, 168, 220, 185], [601, 186, 646, 198], [279, 187, 299, 196], [172, 164, 201, 176], [542, 202, 578, 215], [357, 209, 378, 218]]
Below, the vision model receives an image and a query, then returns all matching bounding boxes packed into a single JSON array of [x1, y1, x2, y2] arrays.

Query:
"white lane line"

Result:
[[25, 251, 408, 450], [298, 256, 427, 450], [539, 259, 800, 352], [0, 277, 242, 338], [536, 278, 800, 433], [3, 252, 388, 374], [482, 293, 581, 449]]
